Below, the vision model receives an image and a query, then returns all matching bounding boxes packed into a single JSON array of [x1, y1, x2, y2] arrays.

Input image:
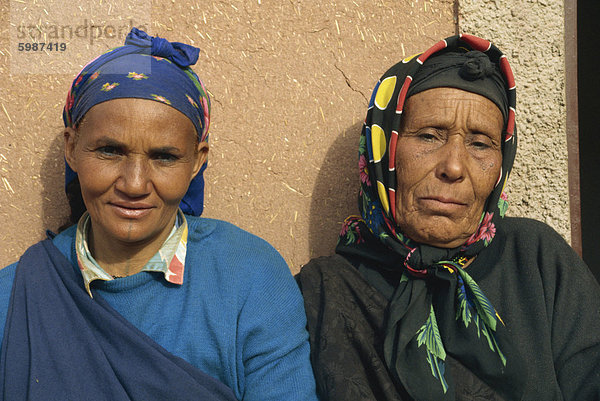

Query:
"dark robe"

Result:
[[0, 239, 237, 401], [297, 218, 600, 401]]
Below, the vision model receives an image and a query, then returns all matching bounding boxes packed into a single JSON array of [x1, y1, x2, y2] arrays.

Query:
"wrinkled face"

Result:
[[64, 98, 207, 252], [394, 87, 503, 248]]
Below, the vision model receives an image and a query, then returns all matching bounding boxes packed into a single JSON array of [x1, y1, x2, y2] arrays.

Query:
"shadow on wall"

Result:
[[41, 131, 70, 234], [308, 121, 363, 262]]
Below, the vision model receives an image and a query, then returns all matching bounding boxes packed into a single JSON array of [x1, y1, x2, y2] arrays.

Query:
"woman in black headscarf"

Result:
[[297, 34, 600, 400]]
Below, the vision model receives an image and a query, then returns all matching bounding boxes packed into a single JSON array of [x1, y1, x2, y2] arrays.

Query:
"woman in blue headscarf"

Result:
[[0, 28, 318, 401]]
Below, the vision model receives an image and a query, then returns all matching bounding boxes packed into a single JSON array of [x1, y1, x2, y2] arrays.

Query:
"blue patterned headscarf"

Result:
[[63, 28, 211, 216]]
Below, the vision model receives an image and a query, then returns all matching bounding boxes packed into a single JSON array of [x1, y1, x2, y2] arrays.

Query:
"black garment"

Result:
[[297, 218, 600, 400]]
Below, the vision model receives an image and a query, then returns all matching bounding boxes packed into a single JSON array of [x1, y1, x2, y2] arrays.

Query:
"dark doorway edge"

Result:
[[564, 0, 582, 256]]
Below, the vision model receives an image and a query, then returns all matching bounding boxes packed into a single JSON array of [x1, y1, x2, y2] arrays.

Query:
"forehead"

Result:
[[403, 87, 504, 135], [79, 98, 196, 139]]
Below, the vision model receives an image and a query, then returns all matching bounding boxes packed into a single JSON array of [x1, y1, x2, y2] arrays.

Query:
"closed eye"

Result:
[[472, 141, 491, 149], [469, 133, 497, 150]]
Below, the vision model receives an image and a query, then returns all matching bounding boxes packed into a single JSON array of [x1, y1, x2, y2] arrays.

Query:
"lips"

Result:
[[422, 196, 467, 205], [109, 202, 155, 219], [418, 196, 468, 215]]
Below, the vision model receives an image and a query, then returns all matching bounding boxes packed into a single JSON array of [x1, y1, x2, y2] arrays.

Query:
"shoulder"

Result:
[[0, 261, 17, 280], [0, 262, 17, 303], [184, 216, 292, 288], [0, 262, 17, 343], [0, 225, 77, 303], [51, 225, 78, 263], [1, 228, 75, 332], [500, 216, 569, 244], [187, 216, 275, 247], [297, 254, 364, 296], [494, 217, 596, 292], [186, 216, 285, 264], [298, 254, 355, 279], [498, 217, 584, 267]]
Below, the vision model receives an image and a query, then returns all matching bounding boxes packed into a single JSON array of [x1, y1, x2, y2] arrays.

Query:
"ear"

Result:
[[191, 141, 209, 179], [64, 127, 78, 173]]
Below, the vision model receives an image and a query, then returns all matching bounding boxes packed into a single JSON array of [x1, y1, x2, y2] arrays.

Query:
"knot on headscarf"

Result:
[[459, 51, 496, 81], [125, 27, 200, 68], [405, 245, 458, 277], [63, 27, 211, 216], [407, 49, 509, 123]]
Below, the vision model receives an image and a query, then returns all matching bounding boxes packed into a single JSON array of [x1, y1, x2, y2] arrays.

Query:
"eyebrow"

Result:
[[150, 146, 182, 154], [93, 137, 182, 153], [467, 122, 503, 140], [469, 130, 502, 145], [406, 114, 502, 137], [93, 136, 125, 147]]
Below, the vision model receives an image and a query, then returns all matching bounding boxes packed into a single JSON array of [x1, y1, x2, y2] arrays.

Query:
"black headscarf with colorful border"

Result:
[[335, 34, 525, 399]]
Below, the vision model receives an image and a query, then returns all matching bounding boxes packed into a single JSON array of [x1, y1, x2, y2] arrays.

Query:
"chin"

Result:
[[401, 218, 475, 248], [425, 236, 468, 249], [94, 217, 166, 246]]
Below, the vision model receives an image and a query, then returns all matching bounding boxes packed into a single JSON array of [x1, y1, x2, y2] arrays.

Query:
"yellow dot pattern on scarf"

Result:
[[374, 76, 397, 110], [377, 181, 390, 213], [371, 124, 386, 163]]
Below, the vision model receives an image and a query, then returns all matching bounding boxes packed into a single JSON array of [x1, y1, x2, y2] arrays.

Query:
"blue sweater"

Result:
[[0, 217, 318, 401]]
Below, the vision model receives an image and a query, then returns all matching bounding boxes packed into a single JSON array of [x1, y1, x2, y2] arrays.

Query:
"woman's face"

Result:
[[394, 87, 503, 248], [64, 98, 207, 251]]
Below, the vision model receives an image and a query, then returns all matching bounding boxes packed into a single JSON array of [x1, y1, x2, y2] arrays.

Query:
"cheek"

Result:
[[479, 157, 499, 173], [472, 156, 502, 205], [394, 166, 420, 225], [395, 147, 425, 189], [77, 161, 116, 197], [154, 168, 195, 202], [395, 149, 430, 204]]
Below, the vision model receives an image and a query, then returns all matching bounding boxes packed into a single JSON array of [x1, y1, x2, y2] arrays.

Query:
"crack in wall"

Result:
[[334, 64, 368, 103]]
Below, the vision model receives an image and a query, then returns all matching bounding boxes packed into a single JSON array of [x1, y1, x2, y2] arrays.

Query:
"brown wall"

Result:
[[1, 0, 465, 272], [459, 0, 572, 247]]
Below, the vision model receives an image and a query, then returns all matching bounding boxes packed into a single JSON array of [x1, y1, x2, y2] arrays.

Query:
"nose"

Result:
[[115, 157, 151, 198], [435, 140, 466, 182]]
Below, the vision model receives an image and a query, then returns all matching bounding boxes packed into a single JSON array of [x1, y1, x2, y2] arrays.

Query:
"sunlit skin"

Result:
[[64, 98, 208, 277], [394, 87, 503, 248]]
